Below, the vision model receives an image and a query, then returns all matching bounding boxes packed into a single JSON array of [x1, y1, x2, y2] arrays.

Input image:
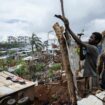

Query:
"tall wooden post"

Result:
[[53, 23, 77, 105], [60, 0, 65, 17]]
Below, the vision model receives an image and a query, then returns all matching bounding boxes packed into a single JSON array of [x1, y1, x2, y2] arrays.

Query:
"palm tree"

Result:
[[30, 33, 43, 54]]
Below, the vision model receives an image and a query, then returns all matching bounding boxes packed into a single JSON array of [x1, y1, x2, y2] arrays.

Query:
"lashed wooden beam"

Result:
[[53, 22, 77, 105]]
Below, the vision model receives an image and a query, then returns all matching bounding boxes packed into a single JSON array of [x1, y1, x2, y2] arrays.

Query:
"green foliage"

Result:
[[0, 51, 7, 56], [35, 63, 45, 72], [30, 33, 43, 53], [8, 50, 16, 55], [27, 62, 45, 80], [0, 59, 7, 71], [0, 42, 22, 49], [49, 63, 61, 71], [0, 52, 2, 56], [48, 69, 53, 78], [28, 63, 45, 73], [7, 58, 17, 67], [48, 63, 61, 78], [15, 62, 28, 77], [16, 59, 23, 65]]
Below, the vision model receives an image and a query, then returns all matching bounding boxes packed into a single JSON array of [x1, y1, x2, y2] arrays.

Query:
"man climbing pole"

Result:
[[55, 15, 102, 94]]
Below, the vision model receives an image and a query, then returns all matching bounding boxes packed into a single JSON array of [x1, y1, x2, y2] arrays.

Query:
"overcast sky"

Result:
[[0, 0, 105, 42]]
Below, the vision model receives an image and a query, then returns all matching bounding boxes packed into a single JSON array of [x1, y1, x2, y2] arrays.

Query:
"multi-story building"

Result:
[[8, 36, 30, 44], [17, 36, 30, 44], [18, 36, 24, 44], [8, 36, 16, 44], [24, 36, 30, 44]]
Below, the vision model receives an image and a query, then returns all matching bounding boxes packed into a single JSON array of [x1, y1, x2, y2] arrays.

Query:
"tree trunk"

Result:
[[31, 44, 34, 55], [53, 23, 77, 105]]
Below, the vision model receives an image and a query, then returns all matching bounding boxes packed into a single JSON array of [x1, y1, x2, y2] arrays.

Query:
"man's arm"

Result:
[[55, 15, 86, 47], [80, 46, 85, 60]]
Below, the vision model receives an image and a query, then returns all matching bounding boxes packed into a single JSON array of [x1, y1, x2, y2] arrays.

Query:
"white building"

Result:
[[8, 36, 16, 44], [17, 36, 30, 44], [8, 36, 30, 44]]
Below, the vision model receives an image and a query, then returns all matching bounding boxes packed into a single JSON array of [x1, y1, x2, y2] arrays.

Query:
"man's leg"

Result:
[[85, 77, 89, 91], [101, 70, 105, 89], [91, 76, 99, 90], [89, 77, 92, 91]]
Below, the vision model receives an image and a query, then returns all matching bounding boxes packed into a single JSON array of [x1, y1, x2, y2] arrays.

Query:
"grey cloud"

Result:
[[0, 19, 29, 24], [0, 0, 105, 42]]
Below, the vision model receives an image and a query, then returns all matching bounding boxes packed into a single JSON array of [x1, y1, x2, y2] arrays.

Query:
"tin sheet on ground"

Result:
[[78, 91, 105, 105]]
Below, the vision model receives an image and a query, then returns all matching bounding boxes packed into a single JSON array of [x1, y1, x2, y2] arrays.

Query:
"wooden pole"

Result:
[[60, 0, 65, 17], [53, 1, 77, 105], [53, 23, 77, 105]]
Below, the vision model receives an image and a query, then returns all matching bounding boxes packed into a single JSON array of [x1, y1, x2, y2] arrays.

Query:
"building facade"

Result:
[[8, 36, 16, 44], [8, 36, 30, 44]]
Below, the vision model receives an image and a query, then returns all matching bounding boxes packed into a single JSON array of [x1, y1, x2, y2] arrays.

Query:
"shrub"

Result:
[[35, 63, 45, 72], [48, 69, 53, 78], [49, 63, 61, 71], [15, 62, 28, 77]]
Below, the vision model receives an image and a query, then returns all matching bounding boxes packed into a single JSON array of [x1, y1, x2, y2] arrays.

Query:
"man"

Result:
[[55, 15, 102, 91], [97, 51, 105, 89]]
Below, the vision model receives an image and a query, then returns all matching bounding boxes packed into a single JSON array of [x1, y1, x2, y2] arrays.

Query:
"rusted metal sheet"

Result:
[[0, 71, 35, 99]]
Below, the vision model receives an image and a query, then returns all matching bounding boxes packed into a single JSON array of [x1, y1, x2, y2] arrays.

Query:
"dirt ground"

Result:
[[34, 82, 70, 105], [33, 78, 90, 105]]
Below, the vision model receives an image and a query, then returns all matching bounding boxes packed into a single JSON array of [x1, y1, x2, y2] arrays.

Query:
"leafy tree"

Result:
[[30, 33, 43, 54]]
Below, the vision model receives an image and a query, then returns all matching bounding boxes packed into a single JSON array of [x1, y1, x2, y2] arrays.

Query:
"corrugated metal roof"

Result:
[[0, 71, 35, 98]]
